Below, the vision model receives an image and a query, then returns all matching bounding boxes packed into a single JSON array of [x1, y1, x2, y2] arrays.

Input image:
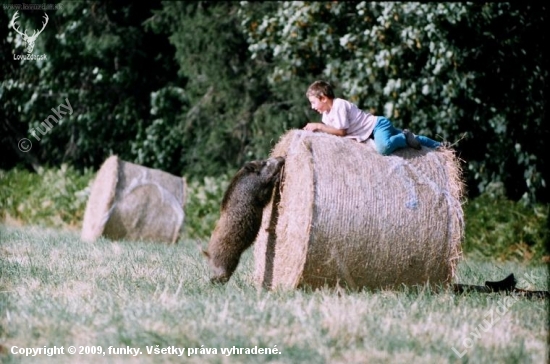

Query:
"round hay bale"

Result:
[[254, 130, 465, 290], [81, 155, 187, 244]]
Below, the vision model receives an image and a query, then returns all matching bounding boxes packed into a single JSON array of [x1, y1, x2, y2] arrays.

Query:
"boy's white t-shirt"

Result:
[[321, 98, 377, 142]]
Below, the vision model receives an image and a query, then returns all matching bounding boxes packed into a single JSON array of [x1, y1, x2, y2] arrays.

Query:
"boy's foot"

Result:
[[403, 129, 421, 150], [437, 141, 452, 149]]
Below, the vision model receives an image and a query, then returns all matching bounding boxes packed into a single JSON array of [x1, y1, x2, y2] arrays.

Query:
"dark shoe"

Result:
[[403, 129, 421, 150]]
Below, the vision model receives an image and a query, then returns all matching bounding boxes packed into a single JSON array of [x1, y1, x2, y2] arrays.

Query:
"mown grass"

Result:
[[0, 225, 548, 364], [0, 166, 549, 363]]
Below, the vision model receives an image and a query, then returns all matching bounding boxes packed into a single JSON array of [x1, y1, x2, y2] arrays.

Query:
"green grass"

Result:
[[463, 194, 549, 263], [1, 224, 548, 364], [0, 165, 93, 230]]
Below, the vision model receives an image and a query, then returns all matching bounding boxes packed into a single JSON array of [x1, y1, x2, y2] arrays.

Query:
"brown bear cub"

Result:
[[203, 156, 285, 284]]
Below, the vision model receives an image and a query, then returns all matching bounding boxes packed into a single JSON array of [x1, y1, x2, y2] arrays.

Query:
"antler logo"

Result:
[[10, 11, 49, 54]]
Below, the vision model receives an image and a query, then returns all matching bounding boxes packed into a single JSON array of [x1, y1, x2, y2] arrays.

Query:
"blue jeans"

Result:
[[372, 116, 440, 155]]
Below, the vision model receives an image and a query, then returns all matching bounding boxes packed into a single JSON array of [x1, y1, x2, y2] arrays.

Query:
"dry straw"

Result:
[[81, 155, 187, 244], [254, 130, 465, 291]]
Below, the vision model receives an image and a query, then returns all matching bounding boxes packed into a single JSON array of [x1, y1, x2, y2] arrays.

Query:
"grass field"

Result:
[[0, 224, 547, 364]]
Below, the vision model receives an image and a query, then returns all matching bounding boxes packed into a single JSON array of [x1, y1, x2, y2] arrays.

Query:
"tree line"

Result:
[[1, 1, 547, 203]]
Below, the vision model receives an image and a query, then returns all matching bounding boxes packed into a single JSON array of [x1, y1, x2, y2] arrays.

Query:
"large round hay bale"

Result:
[[81, 155, 187, 244], [254, 130, 465, 290]]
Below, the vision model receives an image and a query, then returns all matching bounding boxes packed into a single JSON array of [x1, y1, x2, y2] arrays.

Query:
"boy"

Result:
[[303, 80, 442, 155]]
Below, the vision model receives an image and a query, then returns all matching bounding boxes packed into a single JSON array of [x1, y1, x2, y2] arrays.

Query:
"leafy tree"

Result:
[[239, 2, 547, 203], [1, 1, 179, 171], [1, 1, 547, 205], [141, 1, 304, 178], [0, 8, 42, 170]]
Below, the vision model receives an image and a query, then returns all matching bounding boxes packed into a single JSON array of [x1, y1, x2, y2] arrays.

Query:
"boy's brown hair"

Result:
[[306, 80, 335, 100]]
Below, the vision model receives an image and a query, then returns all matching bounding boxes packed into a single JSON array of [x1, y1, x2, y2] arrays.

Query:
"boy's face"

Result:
[[308, 95, 330, 114]]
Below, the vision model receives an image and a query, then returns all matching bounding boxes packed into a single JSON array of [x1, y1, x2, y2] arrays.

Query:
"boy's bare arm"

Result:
[[303, 123, 347, 137]]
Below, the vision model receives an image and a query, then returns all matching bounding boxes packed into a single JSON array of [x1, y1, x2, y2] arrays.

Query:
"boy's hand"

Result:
[[303, 123, 347, 137], [303, 123, 323, 132]]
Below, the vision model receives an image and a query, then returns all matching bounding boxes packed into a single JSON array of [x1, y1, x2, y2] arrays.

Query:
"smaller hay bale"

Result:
[[254, 130, 465, 291], [81, 155, 187, 244]]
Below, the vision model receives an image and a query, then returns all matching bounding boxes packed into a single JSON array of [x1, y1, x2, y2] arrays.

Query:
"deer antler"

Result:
[[32, 13, 49, 38], [10, 11, 27, 37], [10, 11, 49, 40]]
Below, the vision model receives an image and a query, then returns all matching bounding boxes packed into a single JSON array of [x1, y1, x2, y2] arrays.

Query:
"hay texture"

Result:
[[254, 130, 465, 291], [81, 155, 186, 244]]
